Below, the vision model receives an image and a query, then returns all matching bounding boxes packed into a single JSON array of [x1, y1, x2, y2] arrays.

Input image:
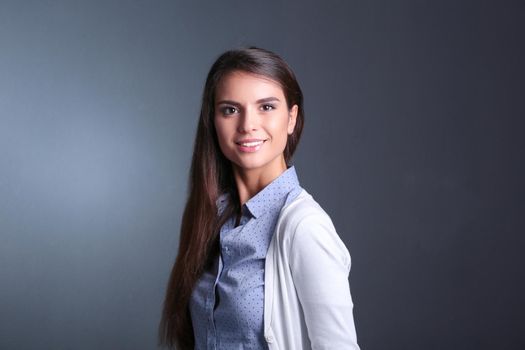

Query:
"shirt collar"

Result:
[[244, 165, 300, 219], [216, 165, 301, 219]]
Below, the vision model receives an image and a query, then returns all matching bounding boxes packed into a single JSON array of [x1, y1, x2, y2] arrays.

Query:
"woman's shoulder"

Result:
[[277, 188, 340, 242], [279, 188, 331, 223], [276, 188, 351, 267]]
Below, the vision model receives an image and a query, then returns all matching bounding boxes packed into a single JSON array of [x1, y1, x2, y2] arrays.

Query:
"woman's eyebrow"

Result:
[[216, 99, 241, 106], [255, 97, 281, 104], [216, 97, 281, 106]]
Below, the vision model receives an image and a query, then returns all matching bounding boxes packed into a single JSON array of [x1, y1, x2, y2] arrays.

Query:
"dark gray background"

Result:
[[1, 1, 523, 349]]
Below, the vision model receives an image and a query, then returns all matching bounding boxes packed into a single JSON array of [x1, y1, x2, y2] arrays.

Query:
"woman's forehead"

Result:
[[215, 71, 284, 101]]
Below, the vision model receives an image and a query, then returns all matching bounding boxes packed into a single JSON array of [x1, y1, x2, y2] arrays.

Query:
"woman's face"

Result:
[[214, 70, 298, 177]]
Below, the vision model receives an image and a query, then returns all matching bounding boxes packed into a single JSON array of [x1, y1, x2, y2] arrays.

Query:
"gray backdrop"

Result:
[[1, 1, 523, 349]]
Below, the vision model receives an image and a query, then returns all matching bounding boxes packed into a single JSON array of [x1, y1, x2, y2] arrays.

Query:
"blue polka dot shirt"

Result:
[[189, 165, 303, 349]]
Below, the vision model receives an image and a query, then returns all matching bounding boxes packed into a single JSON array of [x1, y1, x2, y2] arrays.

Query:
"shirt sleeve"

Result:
[[289, 213, 360, 350]]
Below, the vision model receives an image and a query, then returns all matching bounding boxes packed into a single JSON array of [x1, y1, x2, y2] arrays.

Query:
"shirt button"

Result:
[[265, 335, 274, 343]]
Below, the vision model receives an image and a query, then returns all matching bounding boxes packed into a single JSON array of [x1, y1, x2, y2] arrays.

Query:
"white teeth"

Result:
[[239, 141, 263, 147]]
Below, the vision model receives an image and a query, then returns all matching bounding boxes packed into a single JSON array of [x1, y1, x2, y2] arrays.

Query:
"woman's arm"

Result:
[[289, 213, 360, 350]]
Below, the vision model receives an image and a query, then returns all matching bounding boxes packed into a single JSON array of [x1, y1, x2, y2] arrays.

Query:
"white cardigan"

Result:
[[263, 188, 360, 349]]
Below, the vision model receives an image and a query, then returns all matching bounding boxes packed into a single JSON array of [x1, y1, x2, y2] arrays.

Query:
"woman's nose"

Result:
[[237, 107, 258, 132]]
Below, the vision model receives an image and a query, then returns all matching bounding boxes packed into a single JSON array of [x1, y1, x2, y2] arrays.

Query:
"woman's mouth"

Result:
[[236, 140, 266, 152]]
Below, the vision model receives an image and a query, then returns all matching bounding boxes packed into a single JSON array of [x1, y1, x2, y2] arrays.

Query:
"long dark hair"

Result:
[[158, 46, 305, 349]]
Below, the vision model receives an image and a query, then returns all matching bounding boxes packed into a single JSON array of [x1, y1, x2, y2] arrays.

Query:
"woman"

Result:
[[159, 47, 360, 349]]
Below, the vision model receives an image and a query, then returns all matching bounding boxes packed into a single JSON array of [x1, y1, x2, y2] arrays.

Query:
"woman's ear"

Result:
[[287, 104, 298, 135]]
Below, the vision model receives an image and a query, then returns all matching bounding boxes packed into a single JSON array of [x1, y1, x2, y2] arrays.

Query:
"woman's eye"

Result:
[[222, 106, 238, 115], [261, 104, 275, 111]]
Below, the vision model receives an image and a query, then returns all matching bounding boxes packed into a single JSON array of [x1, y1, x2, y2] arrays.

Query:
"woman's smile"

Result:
[[236, 139, 267, 152]]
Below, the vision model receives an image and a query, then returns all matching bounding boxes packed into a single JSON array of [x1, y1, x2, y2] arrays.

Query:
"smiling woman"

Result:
[[159, 47, 360, 350], [214, 71, 298, 201]]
